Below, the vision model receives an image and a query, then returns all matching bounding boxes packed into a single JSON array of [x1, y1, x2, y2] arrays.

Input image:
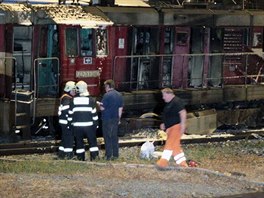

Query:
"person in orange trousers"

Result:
[[156, 88, 188, 169]]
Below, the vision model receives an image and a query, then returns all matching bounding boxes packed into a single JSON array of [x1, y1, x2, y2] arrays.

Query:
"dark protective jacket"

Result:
[[58, 93, 72, 126], [68, 95, 98, 127]]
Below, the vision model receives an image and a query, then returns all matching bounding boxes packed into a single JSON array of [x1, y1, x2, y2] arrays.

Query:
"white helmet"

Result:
[[64, 81, 75, 92], [76, 80, 89, 96]]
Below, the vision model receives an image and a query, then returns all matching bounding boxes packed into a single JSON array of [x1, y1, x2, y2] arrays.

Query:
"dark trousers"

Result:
[[74, 126, 99, 161], [102, 119, 119, 159], [59, 125, 74, 158]]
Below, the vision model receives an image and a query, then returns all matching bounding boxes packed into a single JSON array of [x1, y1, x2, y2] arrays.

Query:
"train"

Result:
[[0, 0, 264, 141]]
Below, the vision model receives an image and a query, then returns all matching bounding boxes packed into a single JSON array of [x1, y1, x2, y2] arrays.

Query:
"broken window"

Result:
[[96, 28, 107, 56]]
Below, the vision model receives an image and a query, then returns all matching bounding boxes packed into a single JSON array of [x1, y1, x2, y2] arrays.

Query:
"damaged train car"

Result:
[[0, 0, 264, 141]]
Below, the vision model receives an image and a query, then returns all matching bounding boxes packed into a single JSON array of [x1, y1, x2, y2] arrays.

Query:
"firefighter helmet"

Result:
[[76, 80, 89, 96], [64, 81, 75, 92]]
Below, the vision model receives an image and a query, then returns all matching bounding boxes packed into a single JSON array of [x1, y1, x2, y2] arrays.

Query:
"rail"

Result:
[[0, 128, 263, 156]]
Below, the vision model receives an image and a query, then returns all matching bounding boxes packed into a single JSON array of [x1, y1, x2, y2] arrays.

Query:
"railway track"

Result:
[[0, 129, 263, 156]]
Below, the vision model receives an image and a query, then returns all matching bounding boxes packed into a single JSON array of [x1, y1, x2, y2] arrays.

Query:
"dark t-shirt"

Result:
[[101, 89, 123, 120], [162, 96, 185, 129]]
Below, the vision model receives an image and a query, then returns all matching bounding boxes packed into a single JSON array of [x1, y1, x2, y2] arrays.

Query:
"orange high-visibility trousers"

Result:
[[156, 124, 188, 168]]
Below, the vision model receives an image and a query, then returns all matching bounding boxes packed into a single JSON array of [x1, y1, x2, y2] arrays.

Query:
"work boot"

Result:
[[77, 153, 85, 161], [64, 152, 74, 160], [90, 151, 99, 161], [156, 158, 169, 170], [58, 150, 65, 159]]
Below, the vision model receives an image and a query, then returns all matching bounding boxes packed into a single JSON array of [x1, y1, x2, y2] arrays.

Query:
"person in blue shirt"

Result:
[[99, 79, 123, 160]]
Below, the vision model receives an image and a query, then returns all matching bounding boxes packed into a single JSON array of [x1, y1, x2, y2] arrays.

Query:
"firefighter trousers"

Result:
[[74, 126, 99, 161], [58, 124, 74, 159]]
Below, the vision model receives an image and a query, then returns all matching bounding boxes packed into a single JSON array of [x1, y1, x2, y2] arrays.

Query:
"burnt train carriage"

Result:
[[100, 4, 264, 128], [0, 0, 264, 141]]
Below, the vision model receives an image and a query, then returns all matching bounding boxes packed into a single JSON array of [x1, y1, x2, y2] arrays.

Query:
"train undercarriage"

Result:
[[1, 84, 264, 142]]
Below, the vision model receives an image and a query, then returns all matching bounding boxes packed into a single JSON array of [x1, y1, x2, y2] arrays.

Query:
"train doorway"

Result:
[[130, 27, 160, 90], [13, 26, 32, 91], [34, 25, 59, 98]]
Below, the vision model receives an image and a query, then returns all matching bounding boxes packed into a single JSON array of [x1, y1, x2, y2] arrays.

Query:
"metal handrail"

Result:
[[113, 52, 264, 90]]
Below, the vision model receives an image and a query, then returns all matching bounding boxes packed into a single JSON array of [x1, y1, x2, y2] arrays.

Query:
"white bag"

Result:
[[140, 141, 155, 160]]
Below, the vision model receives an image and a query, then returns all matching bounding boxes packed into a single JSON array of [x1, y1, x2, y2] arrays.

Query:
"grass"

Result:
[[0, 160, 90, 174], [0, 139, 263, 174], [184, 139, 264, 162]]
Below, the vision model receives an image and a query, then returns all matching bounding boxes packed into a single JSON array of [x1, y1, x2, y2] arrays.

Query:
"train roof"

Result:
[[1, 1, 264, 26], [0, 3, 113, 27], [1, 0, 150, 7]]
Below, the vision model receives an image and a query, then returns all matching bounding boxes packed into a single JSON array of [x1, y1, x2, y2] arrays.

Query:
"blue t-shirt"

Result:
[[101, 89, 123, 120]]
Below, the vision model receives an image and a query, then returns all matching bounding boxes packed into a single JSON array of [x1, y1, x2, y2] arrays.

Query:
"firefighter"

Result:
[[156, 88, 188, 169], [68, 81, 99, 161], [58, 81, 76, 159]]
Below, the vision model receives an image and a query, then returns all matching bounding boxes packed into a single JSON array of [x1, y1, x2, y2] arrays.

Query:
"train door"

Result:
[[131, 27, 160, 89], [189, 27, 211, 88], [160, 26, 174, 87], [34, 25, 59, 97], [172, 27, 190, 88], [209, 28, 223, 87]]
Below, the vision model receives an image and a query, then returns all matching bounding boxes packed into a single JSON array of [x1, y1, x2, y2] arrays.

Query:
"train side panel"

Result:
[[108, 26, 130, 89]]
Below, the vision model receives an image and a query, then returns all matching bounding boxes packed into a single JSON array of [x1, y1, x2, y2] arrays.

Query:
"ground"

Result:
[[0, 139, 264, 198]]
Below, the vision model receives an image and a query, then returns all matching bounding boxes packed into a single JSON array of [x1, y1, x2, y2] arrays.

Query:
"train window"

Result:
[[176, 32, 188, 46], [133, 27, 159, 55], [96, 29, 107, 56], [80, 29, 93, 56], [66, 28, 78, 57], [253, 32, 262, 48], [164, 27, 174, 54]]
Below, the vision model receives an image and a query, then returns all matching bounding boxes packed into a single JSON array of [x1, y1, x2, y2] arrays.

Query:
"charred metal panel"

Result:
[[223, 85, 247, 102], [98, 7, 159, 25], [217, 108, 259, 127], [251, 11, 264, 26], [186, 109, 217, 135], [246, 85, 264, 101], [162, 8, 214, 26], [215, 14, 250, 26], [122, 90, 162, 112], [187, 88, 223, 105], [35, 98, 59, 117]]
